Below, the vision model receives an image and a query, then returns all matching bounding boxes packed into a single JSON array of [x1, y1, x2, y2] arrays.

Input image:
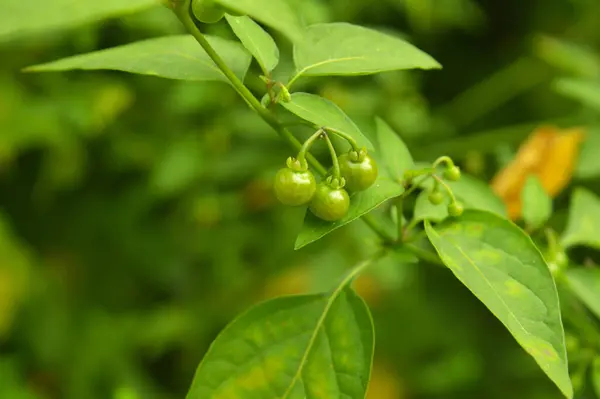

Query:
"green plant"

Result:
[[3, 0, 600, 398]]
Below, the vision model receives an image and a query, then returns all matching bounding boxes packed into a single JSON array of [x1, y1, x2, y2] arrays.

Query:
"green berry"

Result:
[[273, 166, 316, 206], [428, 190, 444, 205], [447, 201, 464, 217], [444, 166, 461, 181], [192, 0, 225, 23], [309, 182, 350, 221], [338, 151, 378, 192]]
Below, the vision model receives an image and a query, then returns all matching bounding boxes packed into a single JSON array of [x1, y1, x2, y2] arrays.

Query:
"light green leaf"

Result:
[[186, 260, 374, 399], [414, 174, 507, 223], [375, 118, 414, 181], [521, 176, 552, 229], [554, 78, 600, 111], [225, 15, 279, 74], [562, 188, 600, 249], [296, 177, 403, 249], [0, 0, 157, 41], [575, 127, 600, 179], [425, 211, 572, 399], [281, 93, 374, 151], [25, 35, 251, 83], [566, 268, 600, 320], [293, 23, 440, 80], [216, 0, 303, 42], [534, 36, 600, 78]]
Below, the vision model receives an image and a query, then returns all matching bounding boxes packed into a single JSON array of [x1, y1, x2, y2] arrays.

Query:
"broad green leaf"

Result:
[[0, 0, 157, 41], [293, 23, 440, 80], [296, 177, 403, 249], [281, 93, 374, 151], [566, 268, 600, 320], [186, 262, 374, 399], [216, 0, 303, 42], [25, 35, 251, 83], [414, 174, 508, 223], [425, 211, 572, 399], [225, 15, 279, 74], [554, 78, 600, 111], [521, 176, 552, 229], [375, 118, 414, 181], [562, 188, 600, 249], [575, 127, 600, 179]]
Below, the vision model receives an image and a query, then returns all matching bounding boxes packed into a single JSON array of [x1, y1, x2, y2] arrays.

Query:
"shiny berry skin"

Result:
[[192, 0, 225, 23], [338, 151, 378, 192], [273, 167, 316, 206], [444, 166, 461, 181], [447, 201, 464, 217], [309, 183, 350, 221], [428, 190, 444, 205]]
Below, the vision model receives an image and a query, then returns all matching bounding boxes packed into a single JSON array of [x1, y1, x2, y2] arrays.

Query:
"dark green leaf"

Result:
[[0, 0, 157, 41], [186, 263, 374, 399], [425, 211, 572, 399], [554, 78, 600, 111], [561, 188, 600, 249], [296, 177, 403, 249], [25, 35, 251, 83], [521, 175, 552, 229], [534, 36, 600, 78], [225, 15, 279, 74], [293, 23, 440, 80], [566, 268, 600, 320], [216, 0, 303, 42], [281, 93, 374, 151], [375, 118, 414, 181]]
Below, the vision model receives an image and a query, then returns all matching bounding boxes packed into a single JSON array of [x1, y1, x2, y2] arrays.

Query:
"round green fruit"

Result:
[[192, 0, 225, 23], [338, 151, 378, 192], [273, 167, 316, 206], [309, 183, 350, 221], [444, 166, 461, 182], [428, 190, 444, 205], [447, 201, 464, 217]]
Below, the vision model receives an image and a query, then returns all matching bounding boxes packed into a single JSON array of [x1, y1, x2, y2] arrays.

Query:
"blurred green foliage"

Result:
[[1, 0, 600, 398]]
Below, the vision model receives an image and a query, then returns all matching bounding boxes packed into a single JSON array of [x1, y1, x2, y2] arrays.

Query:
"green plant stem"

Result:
[[405, 243, 444, 266], [402, 174, 433, 199], [432, 155, 454, 169], [433, 175, 457, 202], [323, 133, 341, 179], [172, 0, 326, 176], [395, 199, 404, 242], [361, 214, 395, 243], [323, 127, 361, 151], [297, 129, 324, 165]]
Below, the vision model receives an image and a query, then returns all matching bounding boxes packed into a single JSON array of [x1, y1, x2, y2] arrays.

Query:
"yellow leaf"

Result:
[[491, 125, 585, 220]]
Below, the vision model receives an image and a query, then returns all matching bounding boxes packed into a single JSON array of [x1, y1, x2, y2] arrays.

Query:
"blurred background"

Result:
[[1, 0, 600, 398]]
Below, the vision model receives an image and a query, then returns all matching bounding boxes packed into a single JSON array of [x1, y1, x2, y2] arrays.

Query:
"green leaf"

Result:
[[534, 36, 600, 78], [296, 177, 403, 249], [414, 174, 508, 223], [561, 188, 600, 250], [186, 260, 375, 399], [25, 35, 251, 83], [293, 23, 440, 80], [521, 176, 552, 229], [375, 118, 414, 181], [554, 78, 600, 111], [281, 93, 374, 151], [216, 0, 303, 42], [566, 268, 600, 320], [225, 15, 279, 74], [0, 0, 157, 41], [425, 211, 572, 399], [575, 127, 600, 179]]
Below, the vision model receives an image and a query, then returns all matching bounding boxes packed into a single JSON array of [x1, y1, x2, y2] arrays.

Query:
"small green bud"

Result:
[[428, 190, 444, 205], [279, 85, 291, 103], [444, 166, 461, 181], [448, 201, 464, 217]]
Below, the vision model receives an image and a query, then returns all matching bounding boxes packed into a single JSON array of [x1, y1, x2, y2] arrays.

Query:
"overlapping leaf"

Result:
[[562, 188, 600, 249], [225, 15, 279, 73]]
